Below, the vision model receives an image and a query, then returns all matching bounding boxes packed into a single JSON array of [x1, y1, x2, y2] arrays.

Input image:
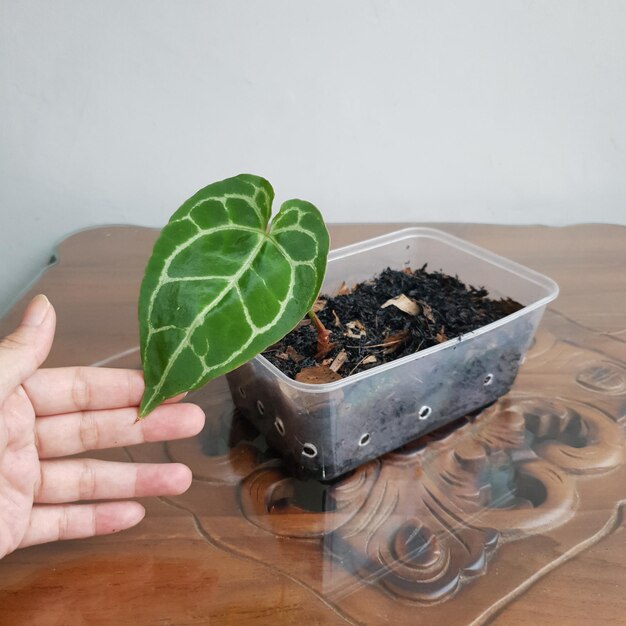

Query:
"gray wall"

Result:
[[2, 1, 625, 312]]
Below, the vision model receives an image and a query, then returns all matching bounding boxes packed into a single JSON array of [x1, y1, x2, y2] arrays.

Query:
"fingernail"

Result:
[[23, 294, 51, 327]]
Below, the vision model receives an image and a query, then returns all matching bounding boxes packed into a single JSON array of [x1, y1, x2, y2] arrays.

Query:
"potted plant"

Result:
[[138, 174, 558, 480]]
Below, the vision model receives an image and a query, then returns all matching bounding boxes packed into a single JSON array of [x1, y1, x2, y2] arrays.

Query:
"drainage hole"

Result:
[[418, 405, 432, 420], [358, 433, 371, 447], [483, 373, 494, 386], [302, 443, 318, 458], [274, 417, 285, 436], [256, 400, 265, 416]]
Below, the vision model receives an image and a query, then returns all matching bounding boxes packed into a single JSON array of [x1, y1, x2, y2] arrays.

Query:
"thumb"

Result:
[[0, 294, 56, 401]]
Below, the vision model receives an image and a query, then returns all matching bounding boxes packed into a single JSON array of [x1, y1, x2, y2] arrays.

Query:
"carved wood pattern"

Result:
[[149, 310, 626, 622], [1, 225, 625, 624]]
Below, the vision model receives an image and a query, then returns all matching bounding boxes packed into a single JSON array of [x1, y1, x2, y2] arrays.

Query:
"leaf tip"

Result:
[[138, 394, 156, 420]]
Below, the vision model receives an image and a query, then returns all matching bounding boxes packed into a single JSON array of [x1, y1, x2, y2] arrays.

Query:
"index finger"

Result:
[[23, 367, 184, 416]]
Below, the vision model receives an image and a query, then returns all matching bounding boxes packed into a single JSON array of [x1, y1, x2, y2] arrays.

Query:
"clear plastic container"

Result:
[[226, 227, 559, 480]]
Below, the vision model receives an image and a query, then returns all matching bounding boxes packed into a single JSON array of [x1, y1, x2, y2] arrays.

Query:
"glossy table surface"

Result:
[[0, 223, 625, 625]]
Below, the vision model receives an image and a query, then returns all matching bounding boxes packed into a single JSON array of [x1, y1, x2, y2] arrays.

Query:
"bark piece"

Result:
[[345, 320, 367, 339], [330, 350, 348, 372], [337, 281, 351, 296], [295, 366, 343, 384]]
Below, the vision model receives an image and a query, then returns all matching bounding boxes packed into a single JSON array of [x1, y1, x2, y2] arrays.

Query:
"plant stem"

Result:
[[307, 310, 335, 359]]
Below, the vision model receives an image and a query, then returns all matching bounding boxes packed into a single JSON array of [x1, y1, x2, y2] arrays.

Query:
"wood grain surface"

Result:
[[0, 223, 624, 625]]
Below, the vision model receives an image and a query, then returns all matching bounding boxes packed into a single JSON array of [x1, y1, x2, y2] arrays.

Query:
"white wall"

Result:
[[1, 0, 625, 312]]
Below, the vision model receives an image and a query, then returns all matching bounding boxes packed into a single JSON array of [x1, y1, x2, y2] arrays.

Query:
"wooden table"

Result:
[[0, 223, 625, 625]]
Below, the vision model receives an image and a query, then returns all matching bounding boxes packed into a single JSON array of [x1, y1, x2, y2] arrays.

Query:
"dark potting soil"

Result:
[[262, 266, 523, 381]]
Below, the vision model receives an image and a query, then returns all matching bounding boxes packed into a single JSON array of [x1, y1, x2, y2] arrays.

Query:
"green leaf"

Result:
[[138, 174, 329, 417]]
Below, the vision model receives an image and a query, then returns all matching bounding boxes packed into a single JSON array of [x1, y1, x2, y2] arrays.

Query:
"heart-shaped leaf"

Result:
[[138, 174, 329, 417]]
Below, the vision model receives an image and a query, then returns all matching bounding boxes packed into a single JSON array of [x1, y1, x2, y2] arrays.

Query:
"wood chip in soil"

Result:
[[295, 366, 343, 384]]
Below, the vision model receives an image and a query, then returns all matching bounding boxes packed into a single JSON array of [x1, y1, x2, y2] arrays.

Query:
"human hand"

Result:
[[0, 295, 205, 559]]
